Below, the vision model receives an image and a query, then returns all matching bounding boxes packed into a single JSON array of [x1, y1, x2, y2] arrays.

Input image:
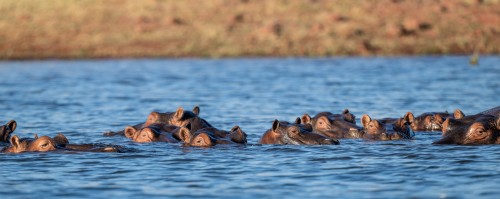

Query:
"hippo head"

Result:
[[2, 134, 68, 153], [144, 106, 212, 132], [442, 113, 483, 134], [124, 124, 189, 143], [411, 112, 446, 131], [145, 106, 200, 127], [341, 109, 357, 125], [361, 114, 386, 136], [302, 112, 361, 139], [361, 113, 415, 140], [411, 109, 463, 131], [0, 120, 17, 142], [392, 112, 415, 138], [434, 115, 500, 145], [179, 126, 247, 147], [260, 119, 339, 145]]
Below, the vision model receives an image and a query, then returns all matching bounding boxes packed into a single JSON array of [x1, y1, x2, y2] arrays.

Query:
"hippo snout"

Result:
[[321, 138, 340, 145]]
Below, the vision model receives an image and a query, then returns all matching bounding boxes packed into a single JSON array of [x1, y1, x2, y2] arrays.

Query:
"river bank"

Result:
[[0, 0, 498, 59]]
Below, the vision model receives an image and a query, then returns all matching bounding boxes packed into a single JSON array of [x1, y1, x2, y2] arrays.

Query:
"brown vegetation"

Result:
[[0, 0, 498, 59]]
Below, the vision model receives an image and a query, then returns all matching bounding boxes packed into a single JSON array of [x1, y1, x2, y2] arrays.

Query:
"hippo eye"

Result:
[[41, 143, 49, 148]]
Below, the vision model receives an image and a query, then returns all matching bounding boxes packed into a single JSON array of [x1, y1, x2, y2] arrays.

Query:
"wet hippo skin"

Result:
[[301, 112, 362, 139], [103, 106, 212, 137], [260, 118, 339, 145], [179, 126, 247, 147], [124, 123, 189, 143]]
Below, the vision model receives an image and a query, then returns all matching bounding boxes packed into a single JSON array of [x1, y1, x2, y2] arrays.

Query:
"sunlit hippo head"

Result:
[[2, 134, 68, 153], [0, 120, 17, 142], [301, 112, 361, 139], [124, 123, 189, 143], [145, 106, 212, 132], [260, 119, 339, 145], [441, 114, 482, 135], [410, 109, 464, 131], [360, 113, 414, 140], [434, 114, 500, 145], [179, 126, 247, 147], [104, 106, 213, 137]]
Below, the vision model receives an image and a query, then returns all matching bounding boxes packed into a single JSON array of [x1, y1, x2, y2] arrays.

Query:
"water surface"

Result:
[[0, 56, 499, 198]]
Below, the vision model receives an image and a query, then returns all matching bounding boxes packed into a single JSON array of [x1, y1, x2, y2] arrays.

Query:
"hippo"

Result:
[[301, 112, 362, 139], [103, 106, 212, 137], [1, 120, 17, 143], [478, 106, 500, 117], [433, 114, 500, 145], [124, 123, 189, 143], [302, 109, 356, 125], [260, 118, 339, 145], [2, 134, 126, 153], [441, 106, 500, 135], [178, 126, 247, 147], [359, 113, 415, 140], [408, 109, 464, 132]]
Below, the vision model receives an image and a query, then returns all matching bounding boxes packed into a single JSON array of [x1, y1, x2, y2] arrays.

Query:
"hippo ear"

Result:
[[343, 109, 350, 114], [147, 112, 160, 123], [230, 126, 247, 144], [272, 119, 280, 132], [192, 106, 200, 116], [34, 134, 38, 139], [361, 114, 371, 128], [294, 117, 301, 124], [124, 126, 137, 138], [179, 128, 192, 143], [454, 109, 465, 119], [301, 114, 311, 124], [435, 114, 444, 122], [10, 135, 20, 148], [230, 125, 242, 133], [53, 134, 69, 145], [404, 112, 415, 124], [175, 107, 184, 119], [7, 120, 17, 132]]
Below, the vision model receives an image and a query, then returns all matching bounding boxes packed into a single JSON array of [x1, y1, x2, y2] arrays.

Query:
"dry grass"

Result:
[[0, 0, 498, 59]]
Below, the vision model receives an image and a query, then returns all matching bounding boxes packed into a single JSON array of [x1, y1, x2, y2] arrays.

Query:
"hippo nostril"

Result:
[[322, 138, 340, 145]]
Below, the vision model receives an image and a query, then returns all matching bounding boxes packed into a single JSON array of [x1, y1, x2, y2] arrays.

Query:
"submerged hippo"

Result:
[[104, 106, 212, 137], [260, 118, 339, 145], [1, 120, 17, 143], [2, 134, 127, 153], [124, 123, 189, 143], [434, 114, 500, 145], [178, 126, 247, 147], [441, 106, 499, 134], [407, 109, 464, 132], [478, 106, 500, 116], [359, 113, 415, 140], [301, 112, 362, 139], [302, 109, 356, 125]]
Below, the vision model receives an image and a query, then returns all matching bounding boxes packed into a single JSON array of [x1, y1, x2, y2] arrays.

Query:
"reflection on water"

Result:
[[0, 56, 499, 198]]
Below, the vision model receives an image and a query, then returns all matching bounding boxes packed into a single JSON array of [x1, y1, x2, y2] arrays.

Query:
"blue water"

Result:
[[0, 56, 499, 198]]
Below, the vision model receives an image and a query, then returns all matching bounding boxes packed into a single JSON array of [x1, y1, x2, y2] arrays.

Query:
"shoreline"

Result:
[[1, 0, 498, 60]]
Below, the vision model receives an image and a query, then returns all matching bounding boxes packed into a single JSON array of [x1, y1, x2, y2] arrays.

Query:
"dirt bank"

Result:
[[0, 0, 498, 59]]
